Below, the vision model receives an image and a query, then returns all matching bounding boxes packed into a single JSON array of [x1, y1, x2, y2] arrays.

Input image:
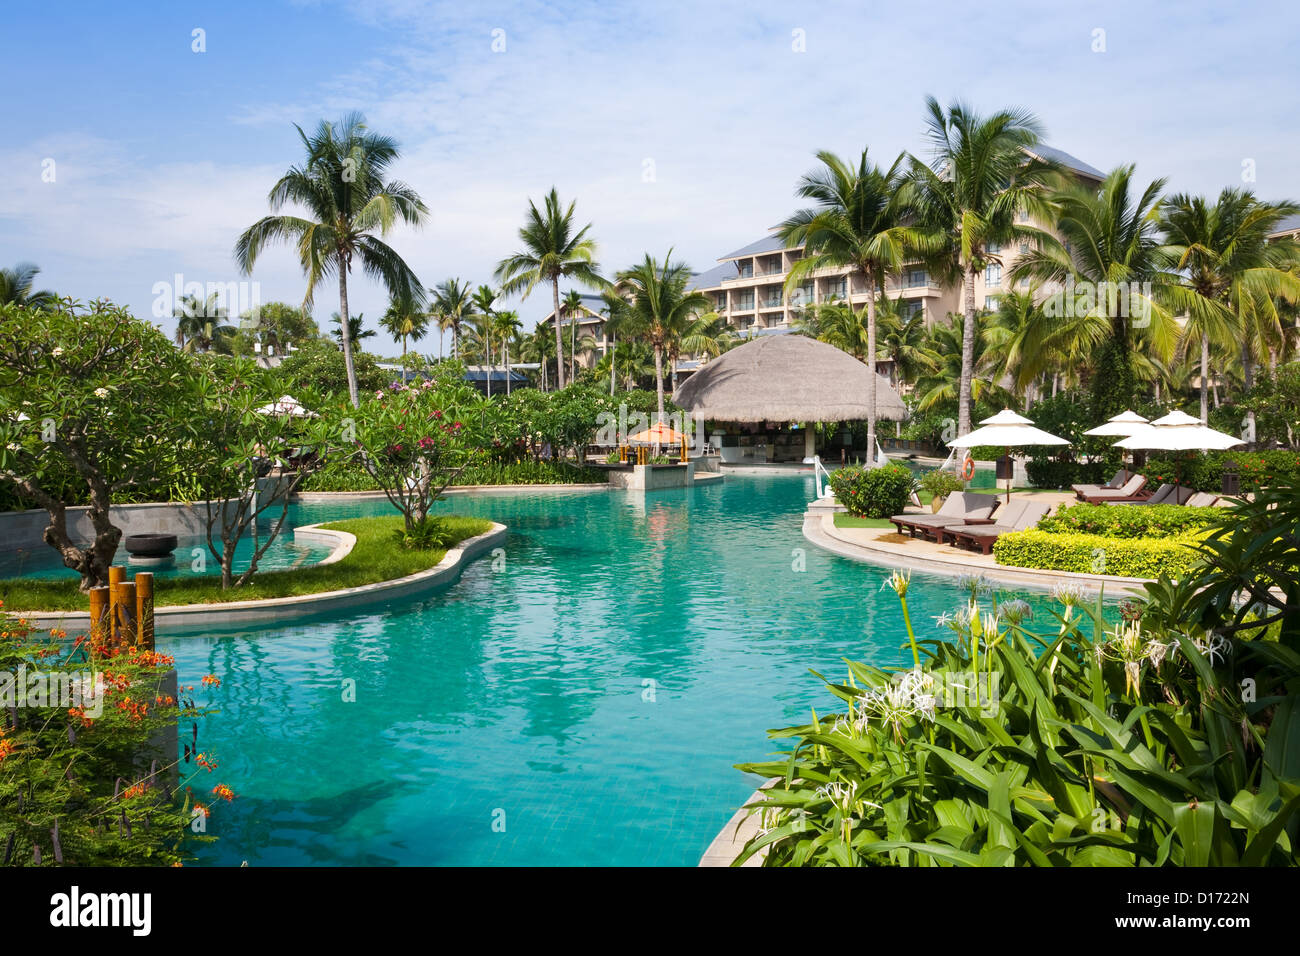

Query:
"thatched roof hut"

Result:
[[673, 334, 907, 422]]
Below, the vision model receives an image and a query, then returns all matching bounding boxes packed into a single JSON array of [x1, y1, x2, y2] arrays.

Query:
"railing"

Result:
[[813, 455, 834, 500]]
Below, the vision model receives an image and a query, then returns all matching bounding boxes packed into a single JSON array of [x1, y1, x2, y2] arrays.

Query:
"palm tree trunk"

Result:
[[864, 285, 878, 469], [610, 331, 616, 397], [1242, 341, 1256, 444], [653, 344, 665, 453], [338, 266, 359, 408], [486, 338, 493, 398], [506, 340, 511, 396], [552, 278, 565, 389], [958, 263, 977, 436], [571, 315, 576, 384], [1200, 333, 1210, 424]]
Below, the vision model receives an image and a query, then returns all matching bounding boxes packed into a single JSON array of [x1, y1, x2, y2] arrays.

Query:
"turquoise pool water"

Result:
[[0, 527, 334, 581], [167, 475, 1070, 866]]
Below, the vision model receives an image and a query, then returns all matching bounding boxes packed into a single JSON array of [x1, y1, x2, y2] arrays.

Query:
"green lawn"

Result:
[[0, 515, 494, 613]]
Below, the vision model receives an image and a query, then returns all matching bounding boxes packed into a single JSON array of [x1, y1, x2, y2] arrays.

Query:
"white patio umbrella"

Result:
[[1112, 409, 1242, 488], [254, 395, 318, 418], [948, 409, 1069, 502], [1083, 410, 1149, 481]]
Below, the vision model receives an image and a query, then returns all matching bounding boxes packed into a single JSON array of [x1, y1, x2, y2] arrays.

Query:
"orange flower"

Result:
[[212, 784, 235, 802], [0, 739, 14, 764], [201, 674, 221, 688], [196, 753, 218, 771]]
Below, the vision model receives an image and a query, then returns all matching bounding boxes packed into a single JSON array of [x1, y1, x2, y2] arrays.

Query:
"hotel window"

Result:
[[827, 278, 846, 298], [736, 292, 754, 310], [907, 269, 928, 288], [715, 294, 727, 310], [984, 295, 1000, 311], [790, 282, 814, 307], [737, 261, 753, 278], [1019, 243, 1029, 256], [763, 288, 783, 308], [986, 241, 1001, 254], [985, 263, 1002, 286], [903, 301, 924, 319]]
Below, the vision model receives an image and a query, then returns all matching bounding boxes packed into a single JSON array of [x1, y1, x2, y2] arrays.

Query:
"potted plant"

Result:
[[919, 468, 966, 512]]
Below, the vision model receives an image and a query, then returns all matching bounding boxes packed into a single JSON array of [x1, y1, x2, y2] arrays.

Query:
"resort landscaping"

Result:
[[2, 76, 1298, 883]]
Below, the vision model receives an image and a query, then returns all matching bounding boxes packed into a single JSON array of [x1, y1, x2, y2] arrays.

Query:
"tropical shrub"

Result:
[[993, 529, 1202, 578], [919, 469, 965, 500], [392, 516, 458, 551], [1038, 503, 1223, 539], [829, 464, 914, 519], [454, 460, 606, 485], [273, 332, 390, 398], [1025, 457, 1113, 490], [0, 606, 221, 866], [735, 487, 1300, 866], [1141, 450, 1300, 494]]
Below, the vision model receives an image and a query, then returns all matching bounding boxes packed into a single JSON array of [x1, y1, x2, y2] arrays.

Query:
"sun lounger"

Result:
[[945, 500, 1054, 554], [1184, 491, 1220, 507], [1070, 469, 1129, 498], [1077, 474, 1149, 504], [889, 491, 1000, 540]]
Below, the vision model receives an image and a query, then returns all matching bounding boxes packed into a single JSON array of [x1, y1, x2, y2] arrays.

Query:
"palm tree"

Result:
[[913, 314, 1012, 412], [561, 289, 591, 384], [379, 298, 428, 359], [1159, 190, 1300, 428], [600, 288, 632, 397], [430, 278, 476, 362], [493, 309, 523, 395], [909, 98, 1058, 436], [779, 148, 928, 462], [331, 313, 375, 350], [173, 293, 236, 353], [520, 324, 558, 391], [874, 298, 938, 389], [614, 251, 711, 422], [1010, 165, 1180, 419], [234, 112, 428, 407], [797, 300, 870, 359], [495, 187, 608, 390], [0, 263, 56, 308]]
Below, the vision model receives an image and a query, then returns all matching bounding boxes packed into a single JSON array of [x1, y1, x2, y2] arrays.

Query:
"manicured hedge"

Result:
[[992, 528, 1203, 578], [829, 463, 914, 518], [1025, 457, 1115, 490], [1037, 503, 1223, 539], [1141, 450, 1300, 493]]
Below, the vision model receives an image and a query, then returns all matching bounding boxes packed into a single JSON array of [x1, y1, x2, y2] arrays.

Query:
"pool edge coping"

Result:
[[804, 510, 1151, 596], [13, 523, 508, 633]]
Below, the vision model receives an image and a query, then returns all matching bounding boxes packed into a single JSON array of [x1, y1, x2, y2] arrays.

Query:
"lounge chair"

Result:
[[945, 500, 1054, 554], [1123, 483, 1195, 506], [889, 491, 1000, 540], [1077, 474, 1149, 504], [1184, 491, 1220, 507], [1070, 469, 1129, 499]]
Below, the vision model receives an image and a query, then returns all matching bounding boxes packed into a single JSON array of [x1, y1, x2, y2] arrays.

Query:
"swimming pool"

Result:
[[167, 475, 1071, 866]]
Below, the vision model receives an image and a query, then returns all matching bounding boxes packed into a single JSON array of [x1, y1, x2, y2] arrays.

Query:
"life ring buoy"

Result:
[[960, 455, 975, 481]]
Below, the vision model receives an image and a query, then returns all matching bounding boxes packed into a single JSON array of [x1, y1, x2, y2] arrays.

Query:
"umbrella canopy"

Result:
[[254, 395, 317, 418], [671, 334, 907, 422], [947, 409, 1069, 448], [1083, 409, 1149, 437], [1113, 410, 1242, 451], [628, 422, 687, 444]]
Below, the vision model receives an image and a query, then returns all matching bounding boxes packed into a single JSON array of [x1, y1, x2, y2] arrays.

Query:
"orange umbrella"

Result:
[[628, 422, 688, 444]]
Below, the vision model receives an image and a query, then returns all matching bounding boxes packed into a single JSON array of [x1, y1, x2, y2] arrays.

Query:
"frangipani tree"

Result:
[[322, 370, 485, 530], [0, 301, 200, 590]]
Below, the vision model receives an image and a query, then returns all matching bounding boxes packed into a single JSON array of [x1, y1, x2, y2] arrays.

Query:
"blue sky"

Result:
[[3, 0, 1298, 354]]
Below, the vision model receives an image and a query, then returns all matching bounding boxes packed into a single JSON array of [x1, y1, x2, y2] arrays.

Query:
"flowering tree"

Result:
[[190, 358, 328, 588], [0, 301, 200, 590], [325, 371, 485, 530]]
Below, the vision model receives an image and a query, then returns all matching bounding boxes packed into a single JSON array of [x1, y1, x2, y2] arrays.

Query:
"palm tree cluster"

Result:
[[782, 98, 1300, 437]]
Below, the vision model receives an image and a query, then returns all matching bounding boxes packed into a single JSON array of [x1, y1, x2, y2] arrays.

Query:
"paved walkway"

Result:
[[803, 492, 1151, 596]]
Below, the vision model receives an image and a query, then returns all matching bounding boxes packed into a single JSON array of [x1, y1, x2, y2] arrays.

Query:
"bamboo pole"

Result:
[[134, 572, 155, 650], [109, 580, 136, 650], [88, 586, 110, 653]]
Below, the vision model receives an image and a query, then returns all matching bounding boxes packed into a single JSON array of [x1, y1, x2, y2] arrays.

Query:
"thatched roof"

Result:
[[673, 334, 908, 423]]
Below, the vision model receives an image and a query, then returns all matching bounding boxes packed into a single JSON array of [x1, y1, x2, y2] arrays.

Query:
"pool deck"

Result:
[[802, 492, 1151, 596]]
